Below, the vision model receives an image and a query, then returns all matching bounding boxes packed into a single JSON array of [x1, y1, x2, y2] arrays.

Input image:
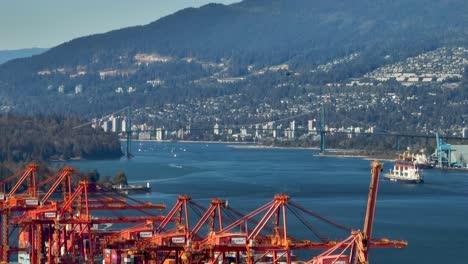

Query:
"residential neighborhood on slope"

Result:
[[365, 47, 466, 85]]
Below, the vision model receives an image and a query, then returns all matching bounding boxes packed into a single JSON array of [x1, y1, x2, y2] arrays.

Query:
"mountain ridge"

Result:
[[0, 0, 466, 119], [3, 0, 466, 70]]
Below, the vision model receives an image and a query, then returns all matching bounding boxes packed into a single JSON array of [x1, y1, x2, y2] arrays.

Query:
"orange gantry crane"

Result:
[[0, 164, 166, 264], [0, 160, 406, 264], [0, 163, 40, 264], [182, 161, 406, 264], [40, 180, 165, 264], [309, 161, 407, 264], [135, 194, 207, 264]]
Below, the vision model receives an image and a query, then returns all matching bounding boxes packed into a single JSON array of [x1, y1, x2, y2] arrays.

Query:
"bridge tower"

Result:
[[125, 106, 133, 159], [320, 106, 326, 153]]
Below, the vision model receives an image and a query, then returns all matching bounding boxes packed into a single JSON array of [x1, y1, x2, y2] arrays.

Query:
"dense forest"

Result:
[[0, 115, 122, 163]]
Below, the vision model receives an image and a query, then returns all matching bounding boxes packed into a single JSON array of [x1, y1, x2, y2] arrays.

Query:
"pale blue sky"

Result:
[[0, 0, 239, 50]]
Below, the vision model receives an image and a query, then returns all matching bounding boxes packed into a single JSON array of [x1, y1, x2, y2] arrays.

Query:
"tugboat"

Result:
[[384, 162, 424, 184]]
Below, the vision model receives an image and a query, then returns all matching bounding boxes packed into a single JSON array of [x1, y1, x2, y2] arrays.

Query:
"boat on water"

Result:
[[396, 150, 433, 169], [112, 182, 151, 194], [384, 162, 424, 184]]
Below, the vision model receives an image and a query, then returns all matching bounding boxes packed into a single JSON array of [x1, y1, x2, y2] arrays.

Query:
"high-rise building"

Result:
[[111, 116, 121, 132], [290, 120, 295, 131], [177, 129, 184, 140], [101, 121, 110, 132], [121, 119, 127, 132], [308, 120, 315, 132], [156, 128, 164, 141]]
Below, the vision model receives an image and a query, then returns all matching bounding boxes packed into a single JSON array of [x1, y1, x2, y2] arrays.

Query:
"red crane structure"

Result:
[[0, 165, 166, 264], [180, 161, 405, 264], [0, 163, 40, 263], [192, 193, 351, 264], [309, 161, 407, 264], [0, 160, 406, 264], [135, 195, 207, 264]]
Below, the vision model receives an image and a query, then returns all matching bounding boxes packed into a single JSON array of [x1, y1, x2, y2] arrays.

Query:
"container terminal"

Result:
[[0, 162, 406, 264]]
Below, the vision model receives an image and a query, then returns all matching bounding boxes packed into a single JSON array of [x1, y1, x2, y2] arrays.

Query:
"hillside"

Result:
[[0, 0, 466, 123], [3, 0, 467, 68]]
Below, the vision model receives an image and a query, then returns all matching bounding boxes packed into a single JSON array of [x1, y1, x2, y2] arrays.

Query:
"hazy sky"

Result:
[[0, 0, 239, 50]]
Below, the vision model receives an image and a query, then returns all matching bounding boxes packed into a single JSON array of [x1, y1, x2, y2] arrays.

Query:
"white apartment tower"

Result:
[[111, 116, 121, 132], [290, 120, 296, 131], [308, 120, 314, 132], [156, 128, 164, 141]]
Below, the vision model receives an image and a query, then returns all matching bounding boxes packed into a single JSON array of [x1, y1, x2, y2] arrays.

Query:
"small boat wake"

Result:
[[169, 163, 183, 169]]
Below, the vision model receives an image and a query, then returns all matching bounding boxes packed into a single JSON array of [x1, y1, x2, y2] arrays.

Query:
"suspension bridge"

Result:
[[75, 106, 467, 159]]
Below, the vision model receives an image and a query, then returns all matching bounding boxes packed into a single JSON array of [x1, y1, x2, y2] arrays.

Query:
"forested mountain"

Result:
[[2, 0, 466, 69], [0, 0, 466, 120], [0, 48, 48, 65], [0, 115, 122, 162]]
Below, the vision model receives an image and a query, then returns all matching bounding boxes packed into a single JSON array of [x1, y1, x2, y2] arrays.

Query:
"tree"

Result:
[[86, 169, 100, 183], [112, 171, 128, 185], [98, 175, 113, 189]]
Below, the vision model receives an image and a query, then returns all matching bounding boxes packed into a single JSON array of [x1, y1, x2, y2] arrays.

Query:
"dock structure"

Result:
[[0, 163, 405, 264], [430, 133, 468, 169]]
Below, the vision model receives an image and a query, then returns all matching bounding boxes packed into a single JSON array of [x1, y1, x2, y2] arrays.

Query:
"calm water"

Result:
[[64, 142, 468, 263]]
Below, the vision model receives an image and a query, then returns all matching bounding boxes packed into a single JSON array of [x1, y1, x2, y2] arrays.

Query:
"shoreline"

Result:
[[226, 144, 319, 150], [121, 139, 248, 144], [120, 139, 398, 161]]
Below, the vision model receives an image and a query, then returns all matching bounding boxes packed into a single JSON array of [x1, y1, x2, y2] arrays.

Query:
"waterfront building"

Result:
[[111, 116, 121, 132], [140, 123, 148, 131], [101, 121, 110, 132], [156, 128, 164, 141], [255, 124, 261, 138], [121, 119, 127, 132], [177, 129, 184, 140], [285, 128, 294, 139], [240, 127, 247, 136], [139, 132, 151, 140]]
